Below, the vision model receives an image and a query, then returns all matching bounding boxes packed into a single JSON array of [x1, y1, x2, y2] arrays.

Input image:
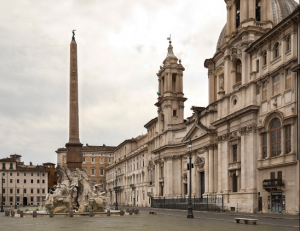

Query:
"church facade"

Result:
[[106, 0, 300, 214]]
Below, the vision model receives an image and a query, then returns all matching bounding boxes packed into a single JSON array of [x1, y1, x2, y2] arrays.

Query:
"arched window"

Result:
[[236, 60, 242, 83], [270, 118, 281, 157], [256, 0, 261, 21], [262, 51, 267, 66], [236, 0, 240, 28], [286, 35, 291, 51], [274, 43, 279, 58]]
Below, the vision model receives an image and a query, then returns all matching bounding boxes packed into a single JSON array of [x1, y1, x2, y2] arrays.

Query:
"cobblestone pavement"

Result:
[[0, 207, 299, 231]]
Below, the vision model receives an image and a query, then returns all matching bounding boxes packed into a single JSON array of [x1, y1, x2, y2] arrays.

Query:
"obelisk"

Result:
[[66, 30, 83, 169]]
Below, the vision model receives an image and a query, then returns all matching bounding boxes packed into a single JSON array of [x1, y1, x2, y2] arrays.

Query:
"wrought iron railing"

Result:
[[263, 179, 284, 188], [151, 195, 223, 212]]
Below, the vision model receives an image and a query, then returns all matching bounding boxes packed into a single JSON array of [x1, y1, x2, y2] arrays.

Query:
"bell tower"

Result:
[[225, 0, 272, 40], [155, 41, 186, 134]]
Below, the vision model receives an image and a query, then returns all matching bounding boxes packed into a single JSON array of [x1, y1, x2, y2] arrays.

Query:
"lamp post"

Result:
[[187, 139, 194, 218], [115, 169, 118, 210], [1, 172, 4, 212]]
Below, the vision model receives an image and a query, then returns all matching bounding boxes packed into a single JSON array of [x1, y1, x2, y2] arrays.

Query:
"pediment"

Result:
[[182, 124, 207, 142]]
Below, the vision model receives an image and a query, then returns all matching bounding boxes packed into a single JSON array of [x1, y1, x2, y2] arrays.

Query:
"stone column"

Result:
[[267, 132, 271, 158], [165, 157, 173, 197], [204, 150, 209, 194], [240, 0, 248, 22], [66, 33, 83, 169], [191, 154, 197, 196], [175, 73, 180, 93], [208, 146, 214, 194], [232, 3, 237, 30], [223, 141, 229, 193], [217, 143, 222, 194], [154, 162, 159, 196], [213, 146, 218, 194], [226, 5, 231, 37], [282, 125, 286, 155], [249, 0, 256, 20], [179, 73, 183, 94], [291, 124, 295, 154], [240, 136, 246, 192]]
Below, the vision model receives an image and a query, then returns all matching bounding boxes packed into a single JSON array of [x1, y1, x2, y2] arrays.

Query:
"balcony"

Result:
[[263, 179, 285, 191], [228, 161, 241, 170], [130, 184, 135, 188]]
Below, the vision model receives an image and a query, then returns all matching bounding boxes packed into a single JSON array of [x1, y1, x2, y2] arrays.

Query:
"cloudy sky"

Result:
[[3, 0, 297, 165]]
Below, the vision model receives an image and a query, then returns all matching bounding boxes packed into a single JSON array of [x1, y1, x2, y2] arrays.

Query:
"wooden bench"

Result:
[[149, 211, 156, 215], [235, 218, 258, 225]]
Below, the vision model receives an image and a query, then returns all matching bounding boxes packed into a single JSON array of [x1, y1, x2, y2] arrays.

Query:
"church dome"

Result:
[[216, 0, 299, 52]]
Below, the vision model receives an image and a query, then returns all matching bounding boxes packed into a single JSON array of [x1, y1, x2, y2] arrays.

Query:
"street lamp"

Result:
[[1, 172, 4, 212], [115, 169, 118, 210], [187, 139, 194, 218]]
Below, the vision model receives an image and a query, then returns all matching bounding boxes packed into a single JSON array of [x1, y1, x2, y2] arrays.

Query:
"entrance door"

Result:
[[160, 183, 164, 196], [200, 172, 205, 198], [23, 197, 27, 206], [271, 192, 282, 212], [258, 197, 262, 211]]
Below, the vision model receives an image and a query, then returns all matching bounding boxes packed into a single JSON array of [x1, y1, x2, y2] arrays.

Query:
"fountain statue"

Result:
[[44, 166, 107, 213]]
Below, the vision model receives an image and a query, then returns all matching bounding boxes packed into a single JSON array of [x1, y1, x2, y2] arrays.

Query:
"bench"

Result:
[[235, 218, 258, 225], [149, 211, 156, 215]]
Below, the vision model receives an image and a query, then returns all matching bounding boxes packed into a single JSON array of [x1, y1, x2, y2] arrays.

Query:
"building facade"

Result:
[[56, 144, 115, 190], [0, 155, 48, 207], [42, 162, 57, 193], [106, 135, 150, 207], [106, 0, 299, 214]]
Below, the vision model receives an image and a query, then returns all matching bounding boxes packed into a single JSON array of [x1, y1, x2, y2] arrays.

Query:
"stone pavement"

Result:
[[0, 206, 299, 231]]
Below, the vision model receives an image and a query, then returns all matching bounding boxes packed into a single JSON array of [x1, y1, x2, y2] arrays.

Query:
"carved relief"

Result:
[[229, 47, 242, 62], [239, 124, 257, 135], [194, 156, 205, 169]]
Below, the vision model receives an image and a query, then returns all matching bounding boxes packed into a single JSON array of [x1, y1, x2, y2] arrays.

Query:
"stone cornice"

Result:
[[211, 105, 260, 127]]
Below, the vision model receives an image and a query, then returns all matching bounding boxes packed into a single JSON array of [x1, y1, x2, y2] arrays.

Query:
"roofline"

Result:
[[144, 117, 158, 128], [245, 6, 300, 53]]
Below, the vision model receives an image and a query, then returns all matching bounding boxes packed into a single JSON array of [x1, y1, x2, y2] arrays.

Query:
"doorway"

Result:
[[23, 197, 27, 206], [258, 197, 262, 211], [200, 172, 205, 198], [271, 192, 282, 212]]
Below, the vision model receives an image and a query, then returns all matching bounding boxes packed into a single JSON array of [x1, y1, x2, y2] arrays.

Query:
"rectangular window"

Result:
[[262, 133, 267, 158], [270, 172, 275, 179], [31, 189, 33, 194], [10, 172, 12, 176], [277, 171, 282, 179], [10, 179, 12, 183], [17, 172, 19, 176], [24, 173, 26, 176], [100, 158, 103, 164], [286, 125, 291, 153], [286, 69, 292, 89], [42, 180, 45, 183], [37, 173, 39, 176], [31, 173, 33, 176], [24, 179, 26, 184], [262, 81, 267, 100], [37, 179, 40, 184], [109, 158, 112, 163], [37, 189, 40, 194], [42, 173, 45, 177], [10, 197, 13, 202], [23, 189, 26, 193], [2, 163, 6, 170], [91, 169, 95, 175], [173, 110, 177, 116], [30, 197, 34, 202], [17, 179, 19, 183], [100, 168, 104, 175], [256, 59, 259, 73], [232, 145, 237, 162], [10, 163, 13, 169], [17, 189, 19, 194], [273, 74, 280, 95], [2, 189, 5, 194], [10, 189, 13, 194], [91, 157, 95, 163], [17, 197, 20, 202], [31, 179, 33, 184], [83, 157, 86, 162], [37, 196, 40, 202], [42, 189, 45, 194]]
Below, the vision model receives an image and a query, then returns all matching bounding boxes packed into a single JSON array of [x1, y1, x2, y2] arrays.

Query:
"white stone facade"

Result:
[[106, 1, 300, 215]]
